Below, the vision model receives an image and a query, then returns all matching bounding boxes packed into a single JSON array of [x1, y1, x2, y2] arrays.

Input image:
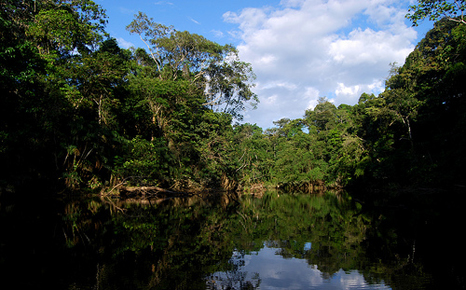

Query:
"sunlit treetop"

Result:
[[406, 0, 466, 26]]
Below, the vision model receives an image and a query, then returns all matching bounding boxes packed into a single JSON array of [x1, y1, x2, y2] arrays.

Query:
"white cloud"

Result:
[[118, 7, 135, 15], [261, 81, 297, 90], [224, 0, 418, 129], [304, 87, 320, 110], [264, 94, 278, 105], [154, 1, 174, 5], [116, 37, 135, 49], [336, 82, 360, 96], [328, 27, 414, 66], [211, 29, 224, 38], [189, 17, 200, 25]]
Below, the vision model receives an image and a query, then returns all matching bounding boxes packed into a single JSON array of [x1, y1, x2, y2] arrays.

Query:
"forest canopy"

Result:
[[1, 0, 465, 193]]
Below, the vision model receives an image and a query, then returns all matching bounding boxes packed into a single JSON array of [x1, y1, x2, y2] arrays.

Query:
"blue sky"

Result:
[[97, 0, 434, 129]]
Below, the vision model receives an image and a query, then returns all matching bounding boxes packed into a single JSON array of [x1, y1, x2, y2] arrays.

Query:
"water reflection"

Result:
[[208, 244, 390, 290], [1, 190, 454, 289]]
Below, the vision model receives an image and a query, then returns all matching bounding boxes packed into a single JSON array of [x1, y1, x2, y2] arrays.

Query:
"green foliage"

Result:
[[0, 2, 258, 191], [232, 18, 465, 189], [407, 0, 466, 26], [113, 137, 171, 185], [127, 11, 258, 121], [1, 2, 464, 192]]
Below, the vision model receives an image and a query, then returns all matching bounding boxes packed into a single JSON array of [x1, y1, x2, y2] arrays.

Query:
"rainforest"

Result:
[[1, 1, 466, 289], [1, 0, 465, 194]]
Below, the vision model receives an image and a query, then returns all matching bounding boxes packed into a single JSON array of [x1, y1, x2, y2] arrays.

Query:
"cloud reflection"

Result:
[[208, 243, 391, 290]]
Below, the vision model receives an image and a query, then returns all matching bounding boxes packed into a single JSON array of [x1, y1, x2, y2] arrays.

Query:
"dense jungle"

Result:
[[1, 0, 465, 195]]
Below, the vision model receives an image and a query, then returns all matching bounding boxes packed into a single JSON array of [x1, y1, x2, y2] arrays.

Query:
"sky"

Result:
[[210, 245, 391, 289], [96, 0, 434, 129]]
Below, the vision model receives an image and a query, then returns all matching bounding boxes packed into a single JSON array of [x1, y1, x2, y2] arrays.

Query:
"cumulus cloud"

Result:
[[224, 0, 418, 129]]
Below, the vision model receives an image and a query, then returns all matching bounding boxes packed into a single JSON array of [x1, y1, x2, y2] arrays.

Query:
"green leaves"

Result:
[[127, 11, 257, 121], [113, 136, 171, 184], [27, 0, 107, 56], [5, 1, 464, 192], [205, 55, 258, 120], [407, 0, 466, 26]]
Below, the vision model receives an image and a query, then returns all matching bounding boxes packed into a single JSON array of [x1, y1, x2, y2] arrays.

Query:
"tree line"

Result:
[[1, 0, 465, 193]]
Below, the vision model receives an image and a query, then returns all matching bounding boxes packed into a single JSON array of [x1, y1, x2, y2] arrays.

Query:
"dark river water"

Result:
[[0, 189, 464, 289]]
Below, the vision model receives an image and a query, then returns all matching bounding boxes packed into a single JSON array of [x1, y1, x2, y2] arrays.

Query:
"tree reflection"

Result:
[[1, 190, 444, 289], [206, 251, 261, 290]]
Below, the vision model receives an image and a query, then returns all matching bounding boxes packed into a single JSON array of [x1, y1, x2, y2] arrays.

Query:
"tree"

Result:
[[0, 0, 117, 189], [304, 97, 338, 133], [127, 11, 258, 121], [27, 0, 107, 56], [407, 0, 466, 25], [381, 66, 423, 147], [1, 0, 48, 185], [68, 38, 130, 126], [404, 19, 466, 184], [271, 118, 304, 138], [204, 54, 258, 121], [348, 18, 466, 186]]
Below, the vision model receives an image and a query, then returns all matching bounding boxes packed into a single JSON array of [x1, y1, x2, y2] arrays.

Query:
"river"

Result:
[[0, 189, 464, 289]]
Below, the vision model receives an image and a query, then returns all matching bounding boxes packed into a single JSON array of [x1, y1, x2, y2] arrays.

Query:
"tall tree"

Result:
[[304, 97, 338, 133], [126, 11, 258, 121], [0, 0, 115, 189], [1, 0, 48, 185]]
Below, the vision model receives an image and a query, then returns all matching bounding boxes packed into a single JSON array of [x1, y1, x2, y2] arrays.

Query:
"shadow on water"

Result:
[[0, 188, 464, 289]]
